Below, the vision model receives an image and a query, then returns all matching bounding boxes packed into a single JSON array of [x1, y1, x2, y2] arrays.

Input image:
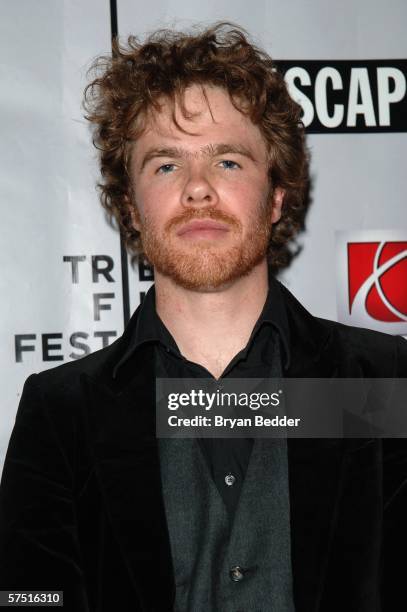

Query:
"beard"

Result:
[[134, 195, 274, 292]]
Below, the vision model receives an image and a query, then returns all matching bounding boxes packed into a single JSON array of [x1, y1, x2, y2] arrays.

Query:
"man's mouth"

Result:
[[176, 219, 230, 237]]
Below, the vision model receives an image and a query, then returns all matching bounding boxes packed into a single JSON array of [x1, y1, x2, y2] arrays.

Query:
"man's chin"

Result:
[[147, 247, 268, 292]]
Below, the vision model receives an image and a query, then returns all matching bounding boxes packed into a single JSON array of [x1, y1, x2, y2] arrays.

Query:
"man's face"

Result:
[[129, 84, 284, 291]]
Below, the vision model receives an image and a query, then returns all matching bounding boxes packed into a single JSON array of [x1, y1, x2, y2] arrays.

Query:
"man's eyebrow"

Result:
[[139, 147, 183, 172], [139, 143, 258, 171], [209, 143, 257, 161]]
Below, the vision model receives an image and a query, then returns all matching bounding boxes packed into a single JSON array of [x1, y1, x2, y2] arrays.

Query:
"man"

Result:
[[0, 22, 406, 612]]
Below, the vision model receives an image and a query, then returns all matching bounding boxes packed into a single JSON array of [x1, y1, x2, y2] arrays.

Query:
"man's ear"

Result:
[[270, 187, 285, 224], [131, 208, 141, 232], [125, 194, 142, 232]]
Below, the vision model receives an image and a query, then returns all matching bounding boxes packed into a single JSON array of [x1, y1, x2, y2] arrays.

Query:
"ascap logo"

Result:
[[336, 231, 407, 335], [277, 60, 407, 133]]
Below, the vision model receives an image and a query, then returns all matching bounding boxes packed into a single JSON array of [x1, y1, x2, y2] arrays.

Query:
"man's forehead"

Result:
[[137, 102, 264, 151], [128, 85, 268, 165]]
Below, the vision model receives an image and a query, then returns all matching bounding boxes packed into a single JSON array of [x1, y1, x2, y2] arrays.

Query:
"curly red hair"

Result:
[[83, 22, 309, 270]]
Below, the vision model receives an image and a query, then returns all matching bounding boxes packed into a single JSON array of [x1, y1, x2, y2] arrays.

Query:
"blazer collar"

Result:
[[280, 281, 339, 378]]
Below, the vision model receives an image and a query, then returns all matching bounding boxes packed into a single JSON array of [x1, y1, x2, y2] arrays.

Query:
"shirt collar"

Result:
[[112, 264, 291, 379]]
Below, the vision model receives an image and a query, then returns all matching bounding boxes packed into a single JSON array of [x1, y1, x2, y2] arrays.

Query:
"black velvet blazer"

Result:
[[0, 282, 406, 612]]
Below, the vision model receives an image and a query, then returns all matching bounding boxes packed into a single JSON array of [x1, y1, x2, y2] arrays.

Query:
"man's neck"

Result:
[[154, 260, 269, 378]]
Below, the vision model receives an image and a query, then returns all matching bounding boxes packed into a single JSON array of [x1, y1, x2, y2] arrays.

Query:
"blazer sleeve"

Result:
[[0, 373, 89, 612], [381, 335, 407, 609]]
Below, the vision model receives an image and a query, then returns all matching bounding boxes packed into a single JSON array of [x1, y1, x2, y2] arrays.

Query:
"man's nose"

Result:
[[180, 170, 219, 208]]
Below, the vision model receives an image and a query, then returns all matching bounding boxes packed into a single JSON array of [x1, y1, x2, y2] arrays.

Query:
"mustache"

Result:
[[166, 207, 241, 233]]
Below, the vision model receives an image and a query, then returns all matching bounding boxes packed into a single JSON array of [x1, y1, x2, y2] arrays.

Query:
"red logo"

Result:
[[347, 241, 407, 322]]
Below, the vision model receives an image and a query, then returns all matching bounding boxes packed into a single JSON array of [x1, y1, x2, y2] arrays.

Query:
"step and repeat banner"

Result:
[[1, 0, 406, 474]]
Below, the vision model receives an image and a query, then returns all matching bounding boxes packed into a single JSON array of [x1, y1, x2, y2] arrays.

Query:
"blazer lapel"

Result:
[[283, 284, 347, 611], [83, 341, 175, 610]]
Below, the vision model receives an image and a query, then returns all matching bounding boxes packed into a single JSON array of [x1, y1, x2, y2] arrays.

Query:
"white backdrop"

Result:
[[1, 0, 406, 474]]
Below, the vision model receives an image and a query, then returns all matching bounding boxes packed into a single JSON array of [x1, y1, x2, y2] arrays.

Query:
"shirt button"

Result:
[[225, 473, 236, 486], [229, 566, 245, 582]]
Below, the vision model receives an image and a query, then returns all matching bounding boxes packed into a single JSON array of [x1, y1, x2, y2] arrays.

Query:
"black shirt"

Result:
[[113, 268, 291, 518]]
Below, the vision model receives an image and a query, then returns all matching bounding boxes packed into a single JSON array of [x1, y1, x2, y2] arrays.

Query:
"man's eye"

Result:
[[219, 160, 240, 170], [157, 164, 176, 174]]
